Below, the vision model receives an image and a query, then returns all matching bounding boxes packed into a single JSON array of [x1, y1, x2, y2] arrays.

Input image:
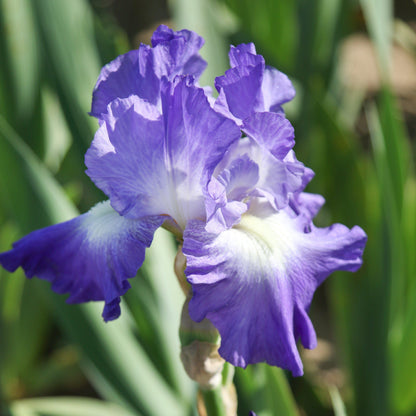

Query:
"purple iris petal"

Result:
[[205, 133, 307, 232], [151, 25, 207, 80], [215, 62, 264, 122], [91, 46, 160, 117], [228, 43, 261, 68], [205, 155, 258, 233], [86, 77, 241, 229], [215, 43, 295, 123], [183, 202, 367, 376], [289, 192, 326, 222], [242, 112, 295, 159], [262, 66, 296, 113], [86, 96, 168, 219], [91, 25, 206, 118], [0, 201, 163, 321]]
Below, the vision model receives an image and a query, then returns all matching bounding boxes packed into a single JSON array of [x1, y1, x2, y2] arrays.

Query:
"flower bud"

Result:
[[179, 298, 223, 389]]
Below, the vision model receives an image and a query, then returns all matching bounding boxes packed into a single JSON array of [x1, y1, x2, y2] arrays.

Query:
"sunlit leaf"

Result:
[[0, 0, 40, 118], [329, 386, 347, 416], [359, 0, 393, 76], [41, 86, 72, 173], [9, 397, 138, 416], [33, 0, 101, 148]]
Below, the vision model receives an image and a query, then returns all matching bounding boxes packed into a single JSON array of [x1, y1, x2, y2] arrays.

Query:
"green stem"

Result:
[[200, 386, 227, 416]]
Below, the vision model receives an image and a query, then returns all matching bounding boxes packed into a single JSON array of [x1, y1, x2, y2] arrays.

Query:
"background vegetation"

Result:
[[0, 0, 415, 415]]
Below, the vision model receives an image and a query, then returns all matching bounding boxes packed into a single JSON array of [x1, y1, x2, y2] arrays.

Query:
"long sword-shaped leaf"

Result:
[[52, 300, 189, 416], [9, 397, 138, 416], [33, 0, 101, 149], [0, 116, 189, 416], [0, 0, 40, 119], [359, 0, 393, 77], [0, 114, 77, 226], [234, 365, 299, 416]]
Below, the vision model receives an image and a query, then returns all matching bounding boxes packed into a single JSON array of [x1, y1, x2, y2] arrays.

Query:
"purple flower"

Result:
[[214, 43, 295, 125], [90, 25, 207, 118], [0, 25, 366, 376]]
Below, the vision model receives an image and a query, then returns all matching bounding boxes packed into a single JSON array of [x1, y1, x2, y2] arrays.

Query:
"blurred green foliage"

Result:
[[0, 0, 415, 415]]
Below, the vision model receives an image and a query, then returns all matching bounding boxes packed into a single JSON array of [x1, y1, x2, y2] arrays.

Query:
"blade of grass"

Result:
[[52, 300, 189, 416], [0, 0, 40, 119], [0, 114, 77, 225], [329, 386, 347, 416], [9, 397, 138, 416], [359, 0, 393, 77], [234, 365, 299, 416], [219, 0, 297, 72], [33, 0, 101, 149], [264, 366, 298, 416], [309, 96, 386, 416], [41, 86, 72, 173], [365, 98, 413, 415]]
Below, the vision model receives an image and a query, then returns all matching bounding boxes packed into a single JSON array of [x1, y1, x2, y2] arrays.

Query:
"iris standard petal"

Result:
[[91, 46, 160, 117], [86, 78, 241, 229], [91, 25, 206, 118], [242, 112, 295, 159], [262, 66, 296, 113], [205, 136, 307, 230], [215, 43, 295, 123], [205, 155, 259, 233], [228, 43, 262, 68], [151, 25, 207, 80], [183, 207, 367, 376], [215, 62, 264, 122], [86, 97, 169, 219], [157, 77, 241, 227], [0, 201, 164, 321]]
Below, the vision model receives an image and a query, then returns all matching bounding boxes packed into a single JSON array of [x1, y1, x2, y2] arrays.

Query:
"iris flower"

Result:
[[0, 25, 366, 376]]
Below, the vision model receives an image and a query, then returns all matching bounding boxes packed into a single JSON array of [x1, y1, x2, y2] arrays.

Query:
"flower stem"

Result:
[[198, 387, 227, 416]]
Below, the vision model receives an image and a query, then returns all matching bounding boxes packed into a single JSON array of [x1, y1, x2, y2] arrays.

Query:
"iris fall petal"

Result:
[[0, 201, 163, 321]]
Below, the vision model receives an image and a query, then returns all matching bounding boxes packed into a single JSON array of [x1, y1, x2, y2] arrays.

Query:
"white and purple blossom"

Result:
[[0, 25, 366, 376]]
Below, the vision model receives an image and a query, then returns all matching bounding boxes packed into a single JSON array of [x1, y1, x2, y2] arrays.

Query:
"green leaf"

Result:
[[51, 300, 189, 416], [0, 0, 40, 118], [0, 274, 51, 399], [364, 87, 414, 415], [359, 0, 393, 76], [0, 114, 77, 233], [219, 0, 297, 72], [313, 0, 343, 68], [392, 265, 416, 414], [263, 367, 298, 416], [41, 86, 72, 173], [234, 365, 298, 416], [329, 386, 347, 416], [9, 397, 138, 416], [33, 0, 101, 148], [366, 92, 410, 322]]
